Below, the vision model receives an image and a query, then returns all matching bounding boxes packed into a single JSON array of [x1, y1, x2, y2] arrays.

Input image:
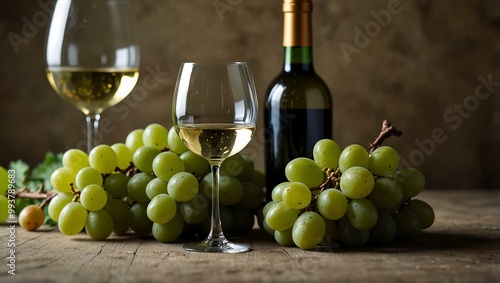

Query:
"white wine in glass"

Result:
[[172, 62, 258, 253], [45, 0, 140, 152]]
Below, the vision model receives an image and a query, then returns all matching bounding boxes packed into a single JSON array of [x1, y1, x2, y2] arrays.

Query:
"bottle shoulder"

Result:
[[268, 70, 331, 88], [266, 70, 332, 109]]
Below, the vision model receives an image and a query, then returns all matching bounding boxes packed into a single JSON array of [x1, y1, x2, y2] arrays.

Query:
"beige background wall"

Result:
[[1, 0, 499, 189]]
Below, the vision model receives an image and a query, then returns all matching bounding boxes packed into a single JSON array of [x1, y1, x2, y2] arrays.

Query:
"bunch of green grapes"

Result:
[[48, 123, 265, 242], [261, 139, 435, 250]]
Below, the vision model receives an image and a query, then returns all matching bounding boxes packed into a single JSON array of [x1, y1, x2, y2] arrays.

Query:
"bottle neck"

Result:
[[283, 46, 314, 72], [282, 0, 314, 73]]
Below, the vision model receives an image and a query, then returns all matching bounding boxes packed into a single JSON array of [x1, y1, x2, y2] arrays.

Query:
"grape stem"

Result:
[[317, 167, 340, 193], [70, 183, 80, 202], [115, 163, 139, 177], [12, 183, 57, 209], [369, 119, 403, 154]]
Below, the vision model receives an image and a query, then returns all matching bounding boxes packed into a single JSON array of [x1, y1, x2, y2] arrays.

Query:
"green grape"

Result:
[[0, 166, 8, 195], [338, 216, 369, 247], [152, 151, 185, 182], [127, 172, 155, 203], [167, 126, 188, 154], [105, 190, 113, 202], [58, 202, 88, 236], [0, 195, 9, 223], [147, 194, 177, 224], [313, 139, 341, 170], [167, 172, 199, 202], [103, 198, 129, 223], [282, 182, 312, 210], [236, 155, 254, 181], [317, 188, 348, 220], [62, 149, 89, 171], [75, 167, 103, 191], [262, 200, 277, 217], [369, 212, 396, 245], [127, 202, 153, 234], [274, 227, 294, 247], [180, 150, 209, 177], [143, 123, 169, 150], [251, 170, 266, 190], [271, 182, 289, 202], [113, 220, 130, 235], [367, 177, 403, 211], [231, 205, 255, 236], [292, 211, 326, 250], [394, 209, 422, 241], [221, 153, 245, 176], [201, 171, 244, 206], [80, 184, 108, 211], [133, 146, 161, 174], [50, 167, 76, 193], [48, 192, 73, 222], [237, 181, 265, 210], [102, 172, 129, 198], [256, 206, 265, 230], [339, 166, 375, 199], [285, 157, 324, 188], [145, 177, 167, 200], [265, 202, 299, 231], [152, 212, 184, 243], [85, 210, 113, 240], [397, 168, 426, 201], [178, 193, 209, 224], [321, 217, 341, 246], [338, 144, 369, 173], [89, 145, 118, 174], [407, 199, 434, 229], [111, 143, 133, 170], [125, 128, 144, 154], [262, 216, 275, 236], [368, 146, 400, 176], [347, 198, 378, 230]]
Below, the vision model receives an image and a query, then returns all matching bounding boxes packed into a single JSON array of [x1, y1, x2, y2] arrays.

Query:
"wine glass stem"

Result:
[[85, 114, 101, 153], [208, 164, 225, 242]]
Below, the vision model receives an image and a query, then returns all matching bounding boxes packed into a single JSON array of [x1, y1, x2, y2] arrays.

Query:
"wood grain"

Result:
[[1, 190, 499, 283]]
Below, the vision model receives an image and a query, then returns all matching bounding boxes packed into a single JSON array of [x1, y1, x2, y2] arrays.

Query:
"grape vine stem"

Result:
[[12, 183, 57, 209], [369, 119, 403, 154]]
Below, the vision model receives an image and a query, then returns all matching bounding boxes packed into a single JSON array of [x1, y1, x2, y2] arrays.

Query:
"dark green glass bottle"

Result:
[[264, 0, 333, 202]]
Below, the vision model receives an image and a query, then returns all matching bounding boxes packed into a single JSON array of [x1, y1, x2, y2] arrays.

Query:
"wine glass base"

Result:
[[183, 238, 251, 253]]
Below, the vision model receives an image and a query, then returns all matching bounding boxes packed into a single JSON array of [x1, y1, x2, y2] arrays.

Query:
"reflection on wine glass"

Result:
[[45, 0, 140, 152], [172, 62, 258, 253]]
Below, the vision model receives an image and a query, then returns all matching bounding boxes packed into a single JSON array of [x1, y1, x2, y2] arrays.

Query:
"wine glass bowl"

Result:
[[172, 62, 258, 253], [45, 0, 140, 152]]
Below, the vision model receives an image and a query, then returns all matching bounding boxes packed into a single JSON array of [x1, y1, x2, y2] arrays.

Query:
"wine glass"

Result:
[[172, 62, 258, 253], [45, 0, 140, 153]]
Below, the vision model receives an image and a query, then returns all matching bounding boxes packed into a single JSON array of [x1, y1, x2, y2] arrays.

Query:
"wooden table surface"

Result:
[[1, 189, 499, 283]]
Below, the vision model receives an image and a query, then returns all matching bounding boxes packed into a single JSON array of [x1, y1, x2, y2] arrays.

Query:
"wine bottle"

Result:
[[264, 0, 333, 202]]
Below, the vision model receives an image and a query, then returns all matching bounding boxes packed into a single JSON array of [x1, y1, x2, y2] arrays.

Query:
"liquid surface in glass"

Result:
[[176, 123, 255, 162], [46, 67, 139, 115]]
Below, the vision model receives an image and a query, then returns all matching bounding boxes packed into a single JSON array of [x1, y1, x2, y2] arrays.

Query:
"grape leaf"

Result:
[[30, 152, 63, 191], [8, 160, 30, 188]]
